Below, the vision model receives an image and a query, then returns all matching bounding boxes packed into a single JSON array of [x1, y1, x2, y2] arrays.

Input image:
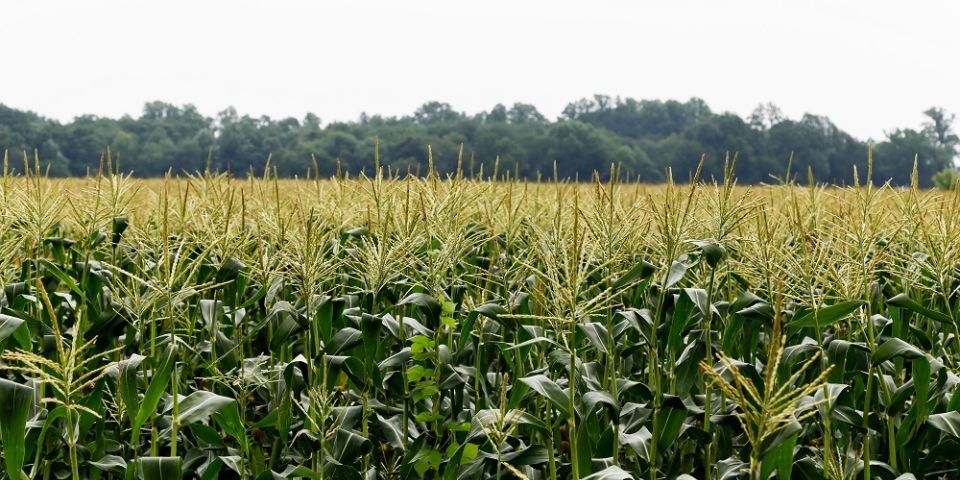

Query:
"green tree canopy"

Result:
[[0, 98, 954, 185]]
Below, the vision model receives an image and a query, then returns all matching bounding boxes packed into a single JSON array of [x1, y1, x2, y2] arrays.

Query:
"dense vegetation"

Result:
[[1, 157, 960, 479], [1, 97, 956, 185]]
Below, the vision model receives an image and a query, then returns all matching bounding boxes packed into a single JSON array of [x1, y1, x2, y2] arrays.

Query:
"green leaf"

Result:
[[612, 260, 656, 289], [928, 412, 960, 438], [872, 338, 925, 365], [118, 354, 146, 429], [582, 466, 634, 480], [519, 374, 571, 418], [133, 347, 177, 441], [37, 259, 87, 302], [654, 395, 688, 450], [414, 449, 441, 476], [274, 465, 322, 479], [137, 457, 182, 480], [89, 454, 128, 474], [0, 313, 29, 349], [376, 414, 406, 450], [578, 322, 610, 355], [668, 291, 698, 354], [176, 391, 236, 427], [760, 421, 800, 467], [501, 444, 549, 465], [330, 427, 372, 464], [664, 261, 687, 289], [398, 293, 441, 323], [583, 390, 618, 418], [682, 288, 710, 317], [813, 383, 850, 416], [788, 300, 865, 330], [327, 327, 362, 354], [213, 402, 248, 452], [0, 379, 34, 480], [737, 301, 773, 320], [887, 294, 953, 324]]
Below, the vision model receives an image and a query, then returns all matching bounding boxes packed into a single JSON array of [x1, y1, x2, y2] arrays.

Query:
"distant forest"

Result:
[[0, 96, 956, 185]]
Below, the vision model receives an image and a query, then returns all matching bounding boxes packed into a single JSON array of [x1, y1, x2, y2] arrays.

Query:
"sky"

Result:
[[3, 0, 958, 141]]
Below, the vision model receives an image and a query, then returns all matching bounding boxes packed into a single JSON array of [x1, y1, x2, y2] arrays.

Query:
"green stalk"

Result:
[[862, 370, 874, 480], [649, 274, 670, 480], [568, 337, 579, 480], [66, 407, 80, 480], [703, 266, 717, 480], [171, 362, 180, 457], [810, 287, 836, 476], [862, 282, 876, 480], [608, 346, 620, 465], [399, 309, 410, 448], [545, 399, 558, 480]]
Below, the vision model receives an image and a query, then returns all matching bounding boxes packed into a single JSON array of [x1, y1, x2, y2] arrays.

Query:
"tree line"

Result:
[[0, 96, 956, 185]]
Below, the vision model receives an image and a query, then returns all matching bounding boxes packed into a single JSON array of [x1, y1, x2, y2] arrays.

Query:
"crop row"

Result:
[[0, 161, 958, 479]]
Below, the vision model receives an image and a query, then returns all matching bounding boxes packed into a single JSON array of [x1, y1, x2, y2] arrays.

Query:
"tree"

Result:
[[749, 102, 784, 130], [545, 121, 620, 179], [923, 107, 958, 157], [485, 104, 508, 123], [874, 128, 952, 187], [932, 167, 959, 190], [506, 103, 546, 124], [0, 99, 952, 185], [413, 102, 462, 125]]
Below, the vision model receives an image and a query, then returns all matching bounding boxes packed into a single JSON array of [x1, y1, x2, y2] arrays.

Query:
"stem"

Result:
[[703, 266, 717, 480], [66, 408, 80, 480], [649, 277, 670, 480], [811, 286, 836, 476], [546, 402, 558, 480], [568, 338, 579, 480], [398, 305, 410, 449], [171, 362, 180, 457], [863, 277, 876, 480]]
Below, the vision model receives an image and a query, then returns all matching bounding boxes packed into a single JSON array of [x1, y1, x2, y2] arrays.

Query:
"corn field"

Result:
[[1, 156, 960, 480]]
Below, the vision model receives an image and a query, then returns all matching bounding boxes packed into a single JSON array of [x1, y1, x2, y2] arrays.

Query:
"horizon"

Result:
[[1, 95, 947, 147]]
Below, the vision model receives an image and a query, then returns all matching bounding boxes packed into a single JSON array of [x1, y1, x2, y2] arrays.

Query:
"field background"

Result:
[[0, 168, 958, 480]]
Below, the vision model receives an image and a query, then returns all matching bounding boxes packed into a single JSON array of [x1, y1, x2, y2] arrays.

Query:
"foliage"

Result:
[[0, 156, 959, 478], [0, 97, 956, 186], [932, 168, 959, 190]]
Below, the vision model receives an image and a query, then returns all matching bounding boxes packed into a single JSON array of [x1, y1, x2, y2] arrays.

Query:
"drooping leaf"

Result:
[[175, 390, 236, 427], [0, 379, 34, 480], [788, 300, 865, 330], [872, 338, 925, 365], [578, 322, 610, 355], [519, 374, 571, 418], [887, 294, 953, 324], [582, 465, 634, 480], [89, 454, 128, 474], [397, 293, 441, 324], [613, 260, 656, 289], [664, 261, 688, 289], [928, 412, 960, 438], [0, 313, 29, 349], [137, 457, 183, 480]]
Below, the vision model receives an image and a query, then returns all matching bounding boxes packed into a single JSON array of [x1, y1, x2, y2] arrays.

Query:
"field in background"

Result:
[[0, 168, 959, 479]]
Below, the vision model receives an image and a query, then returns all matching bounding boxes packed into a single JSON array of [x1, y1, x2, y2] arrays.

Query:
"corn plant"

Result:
[[0, 153, 959, 479]]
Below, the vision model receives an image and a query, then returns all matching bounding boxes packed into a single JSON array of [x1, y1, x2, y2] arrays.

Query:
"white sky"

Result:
[[3, 0, 958, 141]]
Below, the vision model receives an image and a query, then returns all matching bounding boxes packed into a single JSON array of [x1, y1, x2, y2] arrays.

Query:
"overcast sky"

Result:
[[3, 0, 958, 140]]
